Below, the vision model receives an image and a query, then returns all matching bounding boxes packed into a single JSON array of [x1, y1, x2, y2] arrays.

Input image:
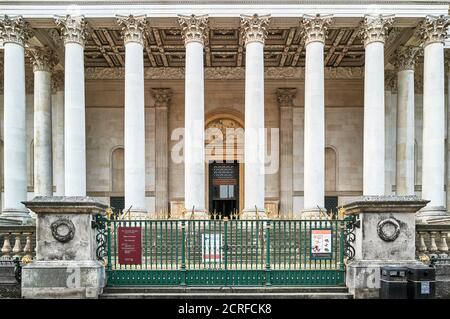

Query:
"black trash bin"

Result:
[[407, 265, 436, 299], [380, 266, 408, 299]]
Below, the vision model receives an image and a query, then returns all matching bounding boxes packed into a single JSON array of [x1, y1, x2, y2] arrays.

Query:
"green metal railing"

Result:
[[100, 218, 349, 286]]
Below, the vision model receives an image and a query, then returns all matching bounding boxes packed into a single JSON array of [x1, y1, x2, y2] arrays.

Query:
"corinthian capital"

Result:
[[27, 46, 58, 72], [151, 88, 173, 108], [299, 14, 333, 45], [178, 14, 208, 46], [393, 46, 421, 71], [54, 15, 88, 47], [240, 14, 271, 46], [0, 15, 32, 46], [116, 14, 147, 45], [417, 15, 450, 47], [276, 88, 297, 107], [358, 14, 395, 47]]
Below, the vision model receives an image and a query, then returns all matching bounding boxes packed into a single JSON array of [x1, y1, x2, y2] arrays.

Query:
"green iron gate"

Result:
[[95, 217, 355, 286]]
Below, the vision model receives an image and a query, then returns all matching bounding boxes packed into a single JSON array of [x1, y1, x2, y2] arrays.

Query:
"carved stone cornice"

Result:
[[52, 70, 64, 93], [178, 14, 208, 46], [0, 15, 32, 46], [54, 15, 88, 47], [417, 15, 450, 47], [385, 69, 397, 92], [151, 88, 173, 108], [299, 14, 333, 45], [85, 66, 365, 80], [393, 46, 421, 71], [116, 14, 147, 46], [240, 14, 271, 46], [27, 46, 58, 73], [358, 14, 395, 47], [276, 88, 297, 107]]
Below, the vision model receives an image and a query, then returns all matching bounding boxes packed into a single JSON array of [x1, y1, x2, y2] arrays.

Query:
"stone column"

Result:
[[55, 15, 88, 196], [52, 71, 65, 195], [151, 88, 172, 217], [300, 14, 333, 218], [446, 56, 450, 212], [178, 14, 208, 218], [240, 14, 270, 219], [359, 14, 394, 196], [0, 16, 32, 222], [277, 88, 297, 217], [417, 15, 450, 222], [28, 47, 57, 197], [394, 46, 420, 196], [117, 15, 147, 215]]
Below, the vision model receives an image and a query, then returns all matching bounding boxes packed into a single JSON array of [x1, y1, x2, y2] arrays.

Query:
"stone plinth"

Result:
[[341, 195, 428, 299], [21, 196, 107, 299]]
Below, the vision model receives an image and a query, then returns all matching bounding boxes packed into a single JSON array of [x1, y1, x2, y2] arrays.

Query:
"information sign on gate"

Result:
[[310, 229, 332, 259], [118, 226, 142, 265], [202, 233, 222, 263]]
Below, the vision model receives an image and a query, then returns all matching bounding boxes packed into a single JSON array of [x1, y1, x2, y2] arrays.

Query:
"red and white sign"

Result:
[[118, 226, 142, 265]]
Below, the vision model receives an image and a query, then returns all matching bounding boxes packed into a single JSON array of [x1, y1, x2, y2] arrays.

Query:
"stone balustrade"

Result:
[[416, 224, 450, 262], [0, 225, 36, 261]]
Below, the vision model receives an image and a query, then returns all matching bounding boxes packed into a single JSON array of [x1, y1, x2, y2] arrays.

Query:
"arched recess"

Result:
[[110, 146, 125, 194], [325, 146, 338, 192]]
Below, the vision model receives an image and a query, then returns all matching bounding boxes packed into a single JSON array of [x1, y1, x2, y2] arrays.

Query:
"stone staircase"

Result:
[[100, 286, 353, 299]]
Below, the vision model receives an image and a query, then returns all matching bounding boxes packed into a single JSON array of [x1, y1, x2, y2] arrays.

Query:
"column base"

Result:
[[241, 208, 267, 220], [1, 208, 32, 224], [298, 207, 327, 219], [416, 206, 450, 224]]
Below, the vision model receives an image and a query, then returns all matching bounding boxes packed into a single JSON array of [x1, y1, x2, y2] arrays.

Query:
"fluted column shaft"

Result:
[[117, 15, 147, 214], [301, 14, 332, 217], [28, 47, 56, 197], [241, 14, 270, 218], [179, 14, 208, 217], [152, 89, 172, 216], [418, 15, 450, 221], [55, 15, 87, 196], [360, 15, 394, 196], [395, 46, 419, 195], [0, 16, 31, 221]]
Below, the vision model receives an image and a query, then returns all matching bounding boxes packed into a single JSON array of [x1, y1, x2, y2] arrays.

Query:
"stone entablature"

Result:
[[85, 66, 365, 80]]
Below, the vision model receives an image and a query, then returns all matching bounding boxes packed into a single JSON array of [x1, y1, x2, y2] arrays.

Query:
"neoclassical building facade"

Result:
[[0, 0, 449, 221]]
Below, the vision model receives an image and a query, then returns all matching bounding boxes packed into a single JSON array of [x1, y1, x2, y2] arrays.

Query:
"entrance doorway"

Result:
[[209, 161, 239, 218]]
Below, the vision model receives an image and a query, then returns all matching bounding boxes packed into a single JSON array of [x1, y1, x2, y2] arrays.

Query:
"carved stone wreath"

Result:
[[51, 218, 75, 243], [377, 218, 400, 242]]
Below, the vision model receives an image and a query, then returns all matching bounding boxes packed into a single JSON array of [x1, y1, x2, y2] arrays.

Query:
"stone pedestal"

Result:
[[21, 196, 107, 299], [341, 196, 428, 298]]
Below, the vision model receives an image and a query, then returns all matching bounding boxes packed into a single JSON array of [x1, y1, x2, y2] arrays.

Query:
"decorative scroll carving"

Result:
[[393, 46, 421, 71], [116, 14, 147, 45], [206, 118, 243, 137], [27, 46, 58, 73], [240, 14, 271, 45], [0, 15, 32, 46], [54, 15, 88, 47], [358, 14, 395, 46], [417, 15, 450, 46], [151, 88, 173, 108], [276, 88, 297, 107], [178, 14, 208, 45], [85, 66, 365, 80], [299, 14, 333, 45]]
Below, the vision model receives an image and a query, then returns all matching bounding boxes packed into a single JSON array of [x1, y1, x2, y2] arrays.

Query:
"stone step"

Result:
[[100, 286, 353, 299]]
